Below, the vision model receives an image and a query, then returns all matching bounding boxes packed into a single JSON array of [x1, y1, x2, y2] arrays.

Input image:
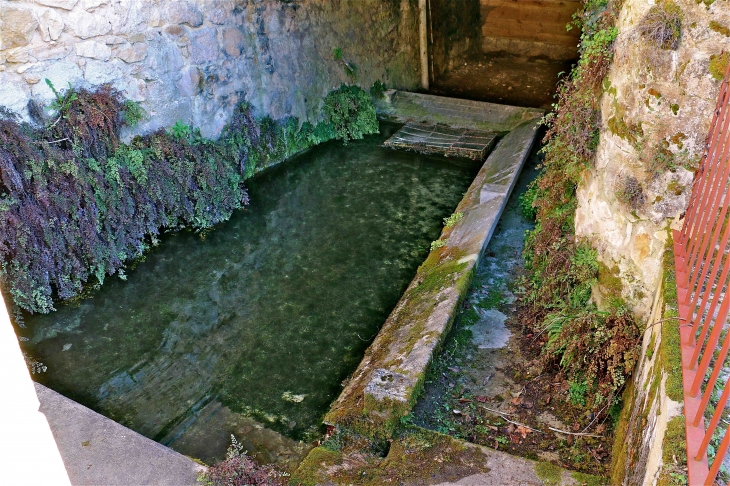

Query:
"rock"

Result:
[[84, 58, 125, 85], [188, 28, 219, 64], [165, 2, 204, 28], [0, 76, 29, 114], [16, 63, 34, 74], [67, 10, 112, 39], [30, 45, 70, 61], [80, 0, 107, 10], [208, 8, 229, 25], [115, 43, 148, 63], [38, 9, 65, 42], [35, 0, 79, 10], [223, 27, 245, 57], [24, 74, 41, 85], [75, 40, 112, 61], [176, 65, 202, 97], [6, 48, 30, 64], [0, 6, 38, 50], [105, 36, 127, 45], [163, 25, 184, 38]]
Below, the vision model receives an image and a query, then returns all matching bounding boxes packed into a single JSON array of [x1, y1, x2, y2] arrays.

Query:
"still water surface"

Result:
[[21, 124, 479, 465]]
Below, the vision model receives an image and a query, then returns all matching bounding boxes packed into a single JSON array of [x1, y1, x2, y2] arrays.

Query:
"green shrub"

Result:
[[520, 0, 640, 412], [322, 85, 379, 143]]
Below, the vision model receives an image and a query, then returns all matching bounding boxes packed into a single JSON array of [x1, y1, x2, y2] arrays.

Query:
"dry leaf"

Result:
[[516, 425, 532, 439]]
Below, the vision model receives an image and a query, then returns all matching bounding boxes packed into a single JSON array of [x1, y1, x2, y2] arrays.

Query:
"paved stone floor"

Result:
[[36, 383, 203, 486]]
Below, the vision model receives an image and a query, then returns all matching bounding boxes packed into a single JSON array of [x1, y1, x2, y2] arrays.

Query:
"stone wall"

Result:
[[575, 0, 730, 319], [0, 0, 421, 138]]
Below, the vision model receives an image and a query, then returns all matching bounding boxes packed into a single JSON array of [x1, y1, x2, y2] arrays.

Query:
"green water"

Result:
[[21, 124, 479, 458]]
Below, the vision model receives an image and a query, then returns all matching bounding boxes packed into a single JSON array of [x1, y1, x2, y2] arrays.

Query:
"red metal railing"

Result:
[[674, 60, 730, 486]]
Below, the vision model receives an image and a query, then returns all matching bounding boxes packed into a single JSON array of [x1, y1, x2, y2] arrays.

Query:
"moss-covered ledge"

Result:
[[323, 118, 541, 438]]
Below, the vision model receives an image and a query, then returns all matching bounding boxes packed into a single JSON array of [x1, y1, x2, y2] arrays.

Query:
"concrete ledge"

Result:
[[323, 117, 542, 437], [375, 90, 544, 133], [36, 383, 205, 486]]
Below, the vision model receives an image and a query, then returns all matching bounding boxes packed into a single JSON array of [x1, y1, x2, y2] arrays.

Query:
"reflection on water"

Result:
[[21, 124, 479, 465]]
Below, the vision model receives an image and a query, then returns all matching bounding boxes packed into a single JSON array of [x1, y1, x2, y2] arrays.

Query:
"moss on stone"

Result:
[[647, 331, 657, 360], [661, 241, 683, 402], [610, 378, 636, 485], [656, 416, 687, 486], [535, 461, 563, 485], [709, 52, 730, 81], [607, 101, 644, 148], [571, 471, 609, 486], [291, 446, 343, 486], [710, 21, 730, 37]]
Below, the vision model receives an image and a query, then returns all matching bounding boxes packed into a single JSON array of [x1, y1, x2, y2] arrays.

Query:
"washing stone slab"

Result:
[[375, 90, 544, 133], [35, 383, 204, 486], [323, 116, 542, 438], [383, 122, 498, 160]]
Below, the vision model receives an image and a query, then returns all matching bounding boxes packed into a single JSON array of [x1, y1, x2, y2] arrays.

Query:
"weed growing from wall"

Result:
[[0, 83, 378, 314], [637, 0, 683, 50], [520, 0, 640, 413]]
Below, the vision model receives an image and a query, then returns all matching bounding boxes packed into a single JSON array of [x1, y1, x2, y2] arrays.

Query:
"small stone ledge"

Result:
[[323, 116, 542, 438]]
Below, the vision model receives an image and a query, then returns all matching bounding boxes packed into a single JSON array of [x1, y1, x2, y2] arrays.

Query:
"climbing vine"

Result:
[[0, 83, 377, 315], [520, 0, 640, 412]]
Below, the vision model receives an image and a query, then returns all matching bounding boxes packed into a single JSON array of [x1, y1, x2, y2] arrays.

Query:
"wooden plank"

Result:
[[483, 17, 578, 36], [481, 0, 581, 7], [482, 25, 580, 45], [482, 4, 579, 23]]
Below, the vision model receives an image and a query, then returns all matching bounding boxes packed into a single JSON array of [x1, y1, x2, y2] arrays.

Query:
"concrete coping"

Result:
[[323, 114, 542, 437], [375, 90, 544, 133]]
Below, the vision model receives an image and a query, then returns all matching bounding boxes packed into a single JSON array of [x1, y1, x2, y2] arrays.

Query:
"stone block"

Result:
[[30, 45, 69, 61], [0, 74, 30, 115], [75, 40, 112, 61], [165, 2, 204, 28], [35, 0, 79, 10], [188, 28, 218, 64], [176, 65, 202, 97], [222, 28, 245, 57], [0, 6, 38, 50], [38, 8, 65, 42], [6, 48, 30, 64], [80, 0, 106, 10], [115, 43, 148, 63], [67, 10, 112, 39]]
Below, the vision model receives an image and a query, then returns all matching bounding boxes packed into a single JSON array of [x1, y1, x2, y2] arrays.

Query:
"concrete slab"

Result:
[[375, 90, 544, 132], [36, 383, 204, 486], [324, 116, 542, 436], [383, 122, 498, 160]]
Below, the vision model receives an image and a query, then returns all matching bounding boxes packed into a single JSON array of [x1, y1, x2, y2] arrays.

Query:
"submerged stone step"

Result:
[[383, 122, 498, 160]]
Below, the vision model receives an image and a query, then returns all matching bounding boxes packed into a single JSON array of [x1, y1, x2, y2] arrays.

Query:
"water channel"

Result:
[[19, 123, 482, 467]]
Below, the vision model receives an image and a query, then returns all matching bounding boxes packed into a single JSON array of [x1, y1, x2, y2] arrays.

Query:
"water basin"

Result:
[[20, 123, 481, 467]]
